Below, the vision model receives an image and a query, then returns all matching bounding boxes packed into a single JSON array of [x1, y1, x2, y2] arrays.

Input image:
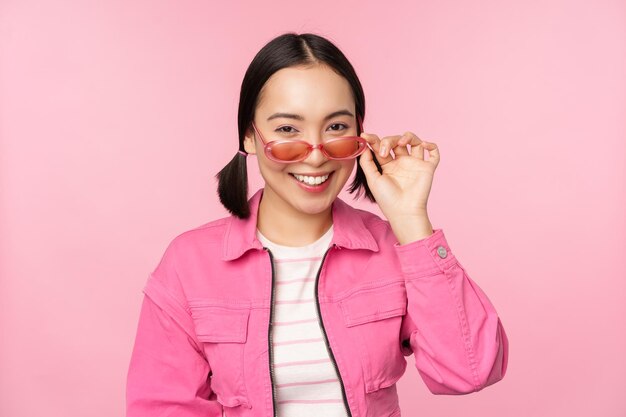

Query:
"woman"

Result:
[[126, 32, 508, 417]]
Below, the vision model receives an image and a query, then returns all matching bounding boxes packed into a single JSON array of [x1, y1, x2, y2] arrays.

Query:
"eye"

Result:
[[275, 125, 298, 134], [328, 123, 348, 131]]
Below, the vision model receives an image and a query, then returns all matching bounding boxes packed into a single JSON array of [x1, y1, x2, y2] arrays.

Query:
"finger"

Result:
[[377, 131, 416, 158], [422, 141, 440, 166], [358, 145, 382, 181], [392, 133, 411, 157], [359, 132, 380, 149], [398, 132, 422, 146], [360, 132, 393, 164], [398, 132, 428, 158], [413, 142, 424, 160], [378, 134, 406, 158]]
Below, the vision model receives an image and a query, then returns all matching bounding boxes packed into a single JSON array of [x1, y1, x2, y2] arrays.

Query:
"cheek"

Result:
[[257, 153, 288, 173], [337, 160, 356, 176], [255, 159, 286, 186]]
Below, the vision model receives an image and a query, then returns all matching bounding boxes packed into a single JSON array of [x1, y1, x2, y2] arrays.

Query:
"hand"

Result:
[[358, 130, 440, 241]]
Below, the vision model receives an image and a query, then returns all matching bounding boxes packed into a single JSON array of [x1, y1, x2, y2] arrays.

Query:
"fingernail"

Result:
[[380, 145, 387, 156]]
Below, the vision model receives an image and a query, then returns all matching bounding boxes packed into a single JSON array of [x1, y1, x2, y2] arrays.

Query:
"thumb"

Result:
[[359, 146, 382, 182]]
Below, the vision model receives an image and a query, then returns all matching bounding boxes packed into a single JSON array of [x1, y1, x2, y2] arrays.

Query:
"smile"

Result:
[[291, 173, 331, 186]]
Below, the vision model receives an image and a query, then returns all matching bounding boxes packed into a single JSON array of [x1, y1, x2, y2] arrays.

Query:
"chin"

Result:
[[289, 194, 330, 212], [301, 189, 343, 212]]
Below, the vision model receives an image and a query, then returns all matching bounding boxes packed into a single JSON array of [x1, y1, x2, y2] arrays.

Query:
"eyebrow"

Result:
[[267, 109, 355, 122]]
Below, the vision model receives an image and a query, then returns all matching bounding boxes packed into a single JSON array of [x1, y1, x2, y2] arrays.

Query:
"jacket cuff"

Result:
[[393, 228, 458, 278]]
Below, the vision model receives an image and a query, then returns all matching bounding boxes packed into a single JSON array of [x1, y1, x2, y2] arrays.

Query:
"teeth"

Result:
[[293, 173, 330, 186]]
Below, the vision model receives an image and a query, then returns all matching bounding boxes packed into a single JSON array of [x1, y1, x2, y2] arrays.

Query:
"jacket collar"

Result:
[[222, 188, 379, 261]]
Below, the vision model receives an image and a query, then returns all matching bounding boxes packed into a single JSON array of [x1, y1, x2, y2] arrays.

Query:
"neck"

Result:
[[256, 187, 333, 247]]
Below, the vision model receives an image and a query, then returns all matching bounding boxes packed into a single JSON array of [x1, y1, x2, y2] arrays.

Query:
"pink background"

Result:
[[1, 1, 625, 416]]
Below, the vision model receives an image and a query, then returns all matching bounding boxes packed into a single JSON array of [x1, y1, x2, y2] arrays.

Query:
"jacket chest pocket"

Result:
[[189, 304, 252, 409], [339, 282, 408, 393]]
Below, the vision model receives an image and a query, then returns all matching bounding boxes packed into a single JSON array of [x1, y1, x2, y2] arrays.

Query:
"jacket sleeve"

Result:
[[126, 239, 224, 416], [394, 228, 509, 395]]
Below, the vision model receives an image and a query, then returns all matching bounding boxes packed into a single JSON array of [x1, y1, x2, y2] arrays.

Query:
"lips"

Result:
[[290, 172, 332, 185], [289, 171, 333, 177], [289, 171, 335, 191]]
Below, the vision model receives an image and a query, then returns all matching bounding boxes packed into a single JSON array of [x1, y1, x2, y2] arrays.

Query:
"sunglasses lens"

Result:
[[270, 142, 311, 162], [324, 138, 364, 159], [267, 138, 365, 162]]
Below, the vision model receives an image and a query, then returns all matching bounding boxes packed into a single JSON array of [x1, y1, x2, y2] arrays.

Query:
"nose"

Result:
[[303, 142, 328, 166]]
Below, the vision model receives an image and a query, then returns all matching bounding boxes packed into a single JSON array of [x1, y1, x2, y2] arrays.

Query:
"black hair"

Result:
[[215, 32, 380, 219]]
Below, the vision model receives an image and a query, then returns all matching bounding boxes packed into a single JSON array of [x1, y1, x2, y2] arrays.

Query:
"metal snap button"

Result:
[[437, 246, 448, 258]]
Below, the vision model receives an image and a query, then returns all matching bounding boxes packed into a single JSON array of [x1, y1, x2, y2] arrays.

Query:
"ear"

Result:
[[243, 126, 257, 155]]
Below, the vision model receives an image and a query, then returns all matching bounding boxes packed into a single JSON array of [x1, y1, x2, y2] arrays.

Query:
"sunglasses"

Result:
[[250, 115, 368, 163]]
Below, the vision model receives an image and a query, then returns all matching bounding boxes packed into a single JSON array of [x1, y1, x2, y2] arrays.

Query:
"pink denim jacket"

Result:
[[126, 188, 509, 417]]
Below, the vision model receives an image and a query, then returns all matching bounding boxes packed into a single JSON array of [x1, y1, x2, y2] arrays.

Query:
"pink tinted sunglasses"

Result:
[[250, 115, 368, 163]]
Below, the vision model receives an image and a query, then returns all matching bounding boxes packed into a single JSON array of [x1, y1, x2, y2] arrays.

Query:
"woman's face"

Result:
[[243, 64, 359, 218]]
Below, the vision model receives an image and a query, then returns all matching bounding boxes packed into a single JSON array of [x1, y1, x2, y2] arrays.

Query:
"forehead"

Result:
[[257, 65, 355, 120]]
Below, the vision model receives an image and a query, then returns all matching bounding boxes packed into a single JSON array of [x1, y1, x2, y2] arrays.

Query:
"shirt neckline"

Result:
[[256, 224, 334, 255]]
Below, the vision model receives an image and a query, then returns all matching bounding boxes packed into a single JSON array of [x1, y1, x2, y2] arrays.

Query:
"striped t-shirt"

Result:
[[256, 224, 349, 417]]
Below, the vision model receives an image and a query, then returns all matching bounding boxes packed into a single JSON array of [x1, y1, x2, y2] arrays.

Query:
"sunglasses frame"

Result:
[[250, 115, 368, 163]]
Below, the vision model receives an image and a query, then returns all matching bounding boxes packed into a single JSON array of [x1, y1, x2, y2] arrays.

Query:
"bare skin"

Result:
[[243, 64, 439, 247], [243, 64, 357, 247]]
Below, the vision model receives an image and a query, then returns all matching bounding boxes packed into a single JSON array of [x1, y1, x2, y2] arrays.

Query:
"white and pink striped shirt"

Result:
[[256, 225, 349, 417]]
